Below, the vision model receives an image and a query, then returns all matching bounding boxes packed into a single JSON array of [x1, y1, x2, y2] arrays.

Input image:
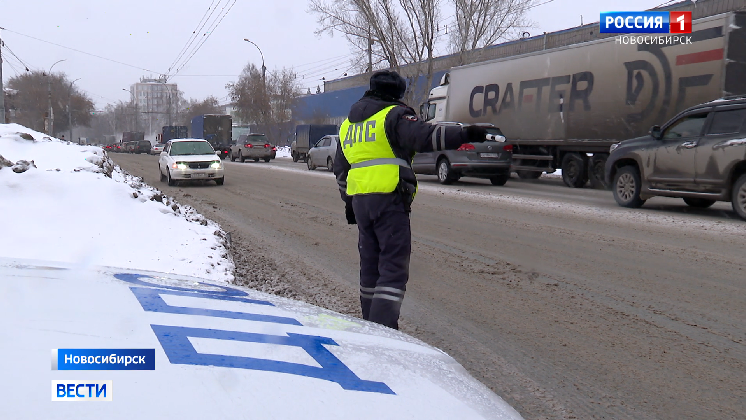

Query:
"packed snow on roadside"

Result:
[[0, 123, 234, 282], [276, 145, 291, 158]]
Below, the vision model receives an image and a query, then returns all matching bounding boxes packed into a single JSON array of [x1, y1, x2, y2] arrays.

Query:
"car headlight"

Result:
[[609, 143, 620, 153], [172, 162, 188, 170], [210, 160, 222, 169]]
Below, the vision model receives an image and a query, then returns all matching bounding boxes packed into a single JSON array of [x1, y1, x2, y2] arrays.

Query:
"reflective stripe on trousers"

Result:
[[360, 286, 405, 302]]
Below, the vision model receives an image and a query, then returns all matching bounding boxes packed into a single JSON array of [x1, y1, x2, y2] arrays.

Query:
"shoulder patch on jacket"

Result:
[[402, 115, 418, 122]]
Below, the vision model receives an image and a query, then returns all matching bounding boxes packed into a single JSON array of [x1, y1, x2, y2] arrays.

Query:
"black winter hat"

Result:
[[369, 70, 407, 100]]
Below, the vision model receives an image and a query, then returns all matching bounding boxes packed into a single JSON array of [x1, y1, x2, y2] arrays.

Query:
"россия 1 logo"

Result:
[[600, 11, 692, 34]]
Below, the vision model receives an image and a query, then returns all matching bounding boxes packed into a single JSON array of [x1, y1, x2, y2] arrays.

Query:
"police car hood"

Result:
[[0, 257, 524, 420], [347, 95, 405, 123]]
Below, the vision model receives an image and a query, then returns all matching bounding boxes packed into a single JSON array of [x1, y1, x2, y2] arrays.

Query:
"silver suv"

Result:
[[605, 97, 746, 220]]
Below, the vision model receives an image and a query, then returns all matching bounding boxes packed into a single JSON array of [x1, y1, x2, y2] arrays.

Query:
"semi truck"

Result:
[[291, 124, 338, 162], [161, 126, 188, 142], [420, 10, 746, 188], [191, 115, 232, 159], [121, 131, 145, 143]]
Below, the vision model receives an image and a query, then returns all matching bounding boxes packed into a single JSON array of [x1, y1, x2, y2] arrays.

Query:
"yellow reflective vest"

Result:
[[339, 105, 411, 196]]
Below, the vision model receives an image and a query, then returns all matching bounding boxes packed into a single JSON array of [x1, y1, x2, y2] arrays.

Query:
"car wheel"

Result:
[[307, 157, 315, 170], [490, 171, 510, 186], [588, 154, 609, 189], [613, 166, 645, 208], [516, 170, 542, 180], [292, 151, 299, 162], [437, 158, 458, 185], [327, 157, 334, 172], [683, 197, 716, 208], [215, 177, 225, 186], [230, 151, 237, 162], [239, 150, 245, 163], [264, 157, 271, 162], [561, 152, 588, 188], [731, 174, 746, 220], [167, 169, 176, 186]]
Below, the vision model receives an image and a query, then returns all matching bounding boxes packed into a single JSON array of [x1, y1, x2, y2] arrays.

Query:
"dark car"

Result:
[[412, 123, 513, 185], [135, 140, 152, 154], [605, 96, 746, 220]]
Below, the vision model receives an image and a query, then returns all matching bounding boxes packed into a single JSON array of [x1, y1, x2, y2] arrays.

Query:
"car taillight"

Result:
[[245, 144, 252, 148], [264, 144, 270, 148], [457, 143, 475, 151], [503, 144, 513, 152], [271, 147, 277, 151]]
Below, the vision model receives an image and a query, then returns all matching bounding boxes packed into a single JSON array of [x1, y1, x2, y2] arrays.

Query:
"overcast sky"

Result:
[[1, 0, 667, 108]]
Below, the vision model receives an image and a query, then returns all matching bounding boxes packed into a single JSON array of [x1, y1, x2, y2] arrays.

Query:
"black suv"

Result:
[[605, 96, 746, 220]]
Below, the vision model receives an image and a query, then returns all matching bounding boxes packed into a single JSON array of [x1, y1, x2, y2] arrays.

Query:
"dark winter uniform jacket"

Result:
[[333, 93, 469, 206]]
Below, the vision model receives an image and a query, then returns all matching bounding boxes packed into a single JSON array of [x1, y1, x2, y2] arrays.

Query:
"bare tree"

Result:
[[7, 70, 94, 135], [309, 0, 441, 105], [310, 0, 403, 72], [227, 63, 302, 145], [448, 0, 535, 65], [180, 96, 222, 127]]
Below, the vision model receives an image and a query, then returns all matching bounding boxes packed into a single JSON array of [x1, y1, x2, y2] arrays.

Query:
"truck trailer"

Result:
[[161, 126, 188, 142], [421, 11, 746, 188], [292, 124, 338, 162], [191, 115, 232, 159]]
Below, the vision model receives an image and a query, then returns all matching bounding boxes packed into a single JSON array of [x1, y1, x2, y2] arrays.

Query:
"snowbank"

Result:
[[0, 124, 234, 282], [276, 145, 291, 158]]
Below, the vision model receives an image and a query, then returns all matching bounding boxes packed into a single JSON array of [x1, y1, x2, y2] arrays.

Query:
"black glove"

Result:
[[464, 125, 488, 143], [345, 203, 357, 225]]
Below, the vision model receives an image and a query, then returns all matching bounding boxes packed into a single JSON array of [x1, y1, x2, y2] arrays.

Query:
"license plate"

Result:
[[480, 153, 500, 158], [193, 173, 207, 178]]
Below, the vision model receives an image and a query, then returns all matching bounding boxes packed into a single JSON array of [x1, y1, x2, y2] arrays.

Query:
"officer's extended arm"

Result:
[[385, 107, 479, 154]]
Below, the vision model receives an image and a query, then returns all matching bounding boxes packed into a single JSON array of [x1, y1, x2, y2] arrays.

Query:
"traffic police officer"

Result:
[[333, 70, 487, 329]]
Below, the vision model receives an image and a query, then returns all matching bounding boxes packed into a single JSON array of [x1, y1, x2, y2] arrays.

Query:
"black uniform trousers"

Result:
[[351, 193, 411, 330]]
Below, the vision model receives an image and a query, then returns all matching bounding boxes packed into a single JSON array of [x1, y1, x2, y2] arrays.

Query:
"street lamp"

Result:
[[46, 59, 66, 135], [68, 78, 80, 143], [243, 39, 266, 83]]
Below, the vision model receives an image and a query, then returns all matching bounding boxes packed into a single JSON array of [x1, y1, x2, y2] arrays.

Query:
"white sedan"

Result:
[[158, 139, 225, 186], [150, 143, 166, 155]]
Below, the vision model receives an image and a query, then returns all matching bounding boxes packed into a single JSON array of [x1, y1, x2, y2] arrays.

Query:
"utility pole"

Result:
[[0, 34, 5, 124], [67, 78, 80, 142], [367, 30, 373, 73], [46, 59, 66, 135]]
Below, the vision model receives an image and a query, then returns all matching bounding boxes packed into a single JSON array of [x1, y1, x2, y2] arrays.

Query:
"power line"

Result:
[[0, 26, 163, 74], [296, 56, 352, 78], [528, 0, 555, 9], [169, 0, 238, 80], [171, 74, 239, 77], [2, 41, 33, 71], [170, 0, 235, 78], [293, 53, 352, 70], [3, 53, 22, 75], [654, 0, 678, 8], [167, 0, 221, 74], [169, 0, 228, 76]]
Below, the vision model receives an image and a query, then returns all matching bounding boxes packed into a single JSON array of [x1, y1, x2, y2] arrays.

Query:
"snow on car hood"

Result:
[[0, 258, 524, 420]]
